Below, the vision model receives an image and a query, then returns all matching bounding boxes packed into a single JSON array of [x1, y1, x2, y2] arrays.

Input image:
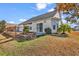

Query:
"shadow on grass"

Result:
[[16, 33, 69, 42], [36, 34, 46, 38], [51, 33, 69, 38], [15, 38, 35, 42], [16, 34, 46, 42]]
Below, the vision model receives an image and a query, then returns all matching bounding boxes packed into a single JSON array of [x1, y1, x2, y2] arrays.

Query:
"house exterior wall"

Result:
[[19, 10, 61, 34], [28, 18, 49, 33], [50, 19, 59, 33], [27, 18, 60, 34], [74, 26, 79, 31], [18, 25, 24, 32], [18, 18, 60, 34], [53, 11, 60, 18]]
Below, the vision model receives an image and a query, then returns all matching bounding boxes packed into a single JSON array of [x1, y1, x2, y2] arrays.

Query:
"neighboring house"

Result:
[[17, 25, 24, 32], [74, 20, 79, 31], [5, 23, 17, 32], [74, 26, 79, 31], [19, 10, 61, 35]]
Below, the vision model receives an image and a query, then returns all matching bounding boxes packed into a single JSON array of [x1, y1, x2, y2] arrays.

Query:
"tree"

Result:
[[57, 3, 78, 12], [0, 20, 6, 33], [65, 16, 77, 24], [58, 24, 72, 34], [57, 3, 79, 24], [57, 3, 79, 35]]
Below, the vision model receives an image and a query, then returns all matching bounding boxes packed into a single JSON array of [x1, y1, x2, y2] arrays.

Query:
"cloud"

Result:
[[19, 19, 26, 22], [8, 21, 15, 24], [48, 8, 55, 12], [36, 3, 47, 10], [47, 3, 53, 4]]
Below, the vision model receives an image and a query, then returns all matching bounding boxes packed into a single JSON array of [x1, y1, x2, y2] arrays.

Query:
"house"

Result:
[[5, 23, 17, 32], [19, 9, 61, 35], [74, 26, 79, 31], [73, 20, 79, 31]]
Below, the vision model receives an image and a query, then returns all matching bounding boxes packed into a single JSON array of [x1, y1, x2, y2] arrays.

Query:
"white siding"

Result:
[[53, 11, 60, 19], [19, 10, 61, 34], [28, 18, 59, 33], [50, 19, 59, 33], [18, 25, 24, 32]]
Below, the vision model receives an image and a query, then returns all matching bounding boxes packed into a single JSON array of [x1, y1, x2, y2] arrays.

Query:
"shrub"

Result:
[[23, 26, 29, 33], [58, 24, 72, 34], [44, 28, 52, 34]]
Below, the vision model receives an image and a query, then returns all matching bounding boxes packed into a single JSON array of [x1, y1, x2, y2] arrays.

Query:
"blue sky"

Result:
[[0, 3, 56, 24]]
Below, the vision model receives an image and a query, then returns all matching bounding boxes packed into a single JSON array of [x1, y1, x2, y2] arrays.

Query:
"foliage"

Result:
[[45, 28, 52, 34], [23, 26, 29, 33], [0, 20, 6, 33], [65, 16, 77, 24], [57, 3, 78, 12], [58, 24, 72, 34], [57, 3, 79, 24]]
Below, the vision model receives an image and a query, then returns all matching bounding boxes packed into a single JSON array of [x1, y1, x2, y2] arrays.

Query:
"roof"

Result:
[[6, 23, 16, 25], [6, 23, 17, 28], [19, 9, 59, 25]]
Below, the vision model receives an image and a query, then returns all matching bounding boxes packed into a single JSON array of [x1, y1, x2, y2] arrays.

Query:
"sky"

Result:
[[0, 3, 56, 24]]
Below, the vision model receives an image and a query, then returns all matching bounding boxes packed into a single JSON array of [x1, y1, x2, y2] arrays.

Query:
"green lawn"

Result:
[[0, 32, 79, 56]]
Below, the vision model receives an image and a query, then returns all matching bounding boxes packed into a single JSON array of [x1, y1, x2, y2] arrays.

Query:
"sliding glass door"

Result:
[[37, 23, 43, 32]]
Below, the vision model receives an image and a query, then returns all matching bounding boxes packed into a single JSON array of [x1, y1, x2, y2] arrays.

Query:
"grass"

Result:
[[0, 31, 79, 55]]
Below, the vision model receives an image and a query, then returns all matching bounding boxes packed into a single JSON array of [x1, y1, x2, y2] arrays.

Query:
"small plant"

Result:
[[44, 28, 52, 34], [23, 26, 29, 33]]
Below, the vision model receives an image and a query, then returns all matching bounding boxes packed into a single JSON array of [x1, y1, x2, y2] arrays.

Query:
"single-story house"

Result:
[[74, 26, 79, 31], [5, 23, 17, 32], [19, 9, 61, 35]]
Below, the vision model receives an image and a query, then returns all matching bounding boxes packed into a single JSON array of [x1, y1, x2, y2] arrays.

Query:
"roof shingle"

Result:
[[19, 9, 59, 25]]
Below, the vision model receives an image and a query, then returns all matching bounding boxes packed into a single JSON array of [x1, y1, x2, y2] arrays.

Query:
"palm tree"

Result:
[[58, 24, 72, 34]]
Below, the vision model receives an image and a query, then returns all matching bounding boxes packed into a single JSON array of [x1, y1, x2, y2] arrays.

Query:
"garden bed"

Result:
[[16, 32, 36, 42]]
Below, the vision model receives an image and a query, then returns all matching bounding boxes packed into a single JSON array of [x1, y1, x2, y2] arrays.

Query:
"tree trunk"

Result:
[[56, 4, 63, 24], [62, 31, 65, 34]]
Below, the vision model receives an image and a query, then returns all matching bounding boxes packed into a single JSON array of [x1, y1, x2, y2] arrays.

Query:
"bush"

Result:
[[44, 28, 52, 34], [23, 26, 29, 34]]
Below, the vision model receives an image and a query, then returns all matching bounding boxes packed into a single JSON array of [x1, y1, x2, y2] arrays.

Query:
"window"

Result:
[[53, 25, 56, 30], [29, 26, 32, 30]]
